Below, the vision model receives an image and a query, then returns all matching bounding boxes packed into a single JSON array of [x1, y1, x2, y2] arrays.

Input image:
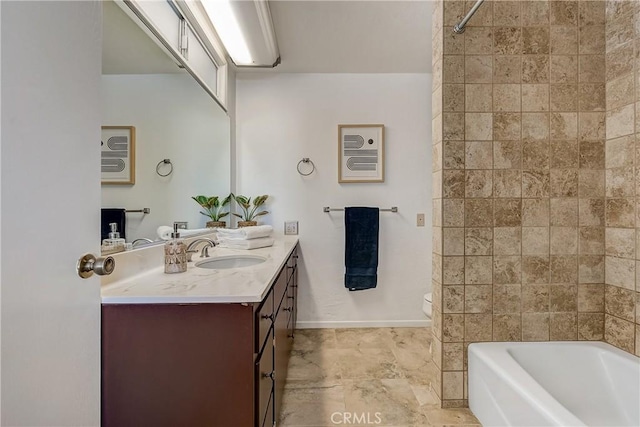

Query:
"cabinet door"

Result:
[[257, 329, 274, 427]]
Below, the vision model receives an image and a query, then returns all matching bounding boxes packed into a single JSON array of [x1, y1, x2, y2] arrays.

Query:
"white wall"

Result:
[[237, 73, 431, 326], [101, 74, 230, 242]]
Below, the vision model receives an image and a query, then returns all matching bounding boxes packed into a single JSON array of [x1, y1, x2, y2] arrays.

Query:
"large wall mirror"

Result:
[[101, 0, 230, 250]]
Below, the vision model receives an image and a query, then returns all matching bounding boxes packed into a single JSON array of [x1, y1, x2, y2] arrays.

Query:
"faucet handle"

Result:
[[186, 249, 198, 262]]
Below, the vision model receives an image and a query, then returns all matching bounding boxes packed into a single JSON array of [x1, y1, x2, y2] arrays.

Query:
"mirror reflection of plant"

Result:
[[231, 194, 269, 221], [191, 195, 232, 221]]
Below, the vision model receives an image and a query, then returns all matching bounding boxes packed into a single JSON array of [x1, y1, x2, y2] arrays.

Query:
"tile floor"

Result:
[[279, 327, 481, 427]]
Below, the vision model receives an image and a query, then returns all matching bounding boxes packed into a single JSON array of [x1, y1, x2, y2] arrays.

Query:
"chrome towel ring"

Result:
[[297, 157, 315, 176], [156, 159, 173, 177]]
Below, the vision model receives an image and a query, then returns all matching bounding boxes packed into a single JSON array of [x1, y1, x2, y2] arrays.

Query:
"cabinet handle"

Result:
[[262, 370, 275, 380], [283, 307, 292, 312], [287, 296, 294, 299], [261, 313, 274, 321]]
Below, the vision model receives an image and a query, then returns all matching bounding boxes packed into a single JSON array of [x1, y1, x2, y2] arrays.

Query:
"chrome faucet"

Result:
[[131, 238, 154, 248], [186, 238, 217, 262]]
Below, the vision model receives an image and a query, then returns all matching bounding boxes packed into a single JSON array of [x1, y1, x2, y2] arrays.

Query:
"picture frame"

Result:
[[101, 126, 136, 185], [338, 124, 385, 183]]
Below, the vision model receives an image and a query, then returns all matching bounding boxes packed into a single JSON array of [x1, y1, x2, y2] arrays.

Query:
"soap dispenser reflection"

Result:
[[164, 224, 187, 274], [102, 222, 126, 254]]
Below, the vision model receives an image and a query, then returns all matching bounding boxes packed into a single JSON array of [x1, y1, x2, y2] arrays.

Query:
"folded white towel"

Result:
[[216, 225, 273, 240], [157, 226, 214, 240], [218, 237, 274, 250]]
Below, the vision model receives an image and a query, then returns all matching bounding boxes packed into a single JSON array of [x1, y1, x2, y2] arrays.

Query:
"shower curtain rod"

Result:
[[453, 0, 486, 34]]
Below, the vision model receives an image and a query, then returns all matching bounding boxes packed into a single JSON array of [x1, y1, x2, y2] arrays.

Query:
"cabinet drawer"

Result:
[[261, 391, 274, 427], [273, 270, 288, 312], [256, 331, 274, 427], [256, 289, 274, 353]]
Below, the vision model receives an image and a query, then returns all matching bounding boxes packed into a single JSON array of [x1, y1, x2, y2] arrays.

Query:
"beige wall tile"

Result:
[[522, 256, 551, 284], [494, 198, 523, 226], [493, 84, 522, 112], [494, 284, 522, 313], [522, 84, 550, 111], [551, 1, 578, 25], [493, 27, 522, 55], [494, 226, 522, 255], [579, 226, 605, 254], [493, 1, 521, 27], [443, 199, 465, 227], [578, 170, 605, 198], [493, 113, 522, 140], [494, 169, 522, 197], [494, 255, 522, 284], [464, 313, 493, 341], [444, 113, 465, 140], [444, 141, 465, 170], [578, 112, 606, 141], [522, 227, 550, 255], [465, 27, 493, 55], [443, 0, 464, 26], [523, 27, 550, 55], [605, 134, 634, 168], [522, 113, 550, 141], [606, 43, 634, 81], [465, 198, 494, 226], [551, 84, 578, 111], [550, 312, 578, 340], [579, 140, 605, 169], [579, 1, 605, 26], [523, 55, 551, 83], [444, 56, 465, 83], [522, 312, 550, 341], [579, 25, 605, 54], [443, 84, 463, 113], [550, 256, 578, 284], [550, 169, 579, 197], [442, 313, 465, 342], [493, 314, 522, 341], [443, 170, 465, 198], [465, 285, 493, 313], [494, 141, 522, 169], [522, 1, 549, 26], [604, 314, 635, 353], [465, 0, 492, 26], [550, 227, 578, 255], [579, 55, 605, 82], [579, 198, 605, 226], [442, 371, 464, 400], [523, 170, 551, 197], [465, 113, 493, 140], [578, 283, 604, 312], [605, 284, 636, 322], [605, 198, 635, 227], [606, 103, 635, 139], [605, 256, 636, 290], [443, 285, 465, 313], [465, 55, 493, 83], [550, 55, 577, 83], [550, 283, 578, 311], [606, 74, 635, 111], [465, 141, 493, 169], [550, 198, 578, 226], [578, 255, 605, 283], [443, 256, 465, 285], [605, 228, 635, 258], [550, 26, 578, 54], [442, 342, 464, 371], [465, 256, 493, 284], [494, 56, 522, 83], [577, 312, 604, 340], [433, 253, 442, 284], [578, 83, 606, 111], [523, 140, 551, 169], [465, 84, 492, 112], [465, 227, 493, 256], [551, 112, 578, 139], [551, 140, 579, 168], [466, 170, 493, 197], [444, 227, 465, 256], [445, 31, 465, 55], [523, 198, 550, 226]]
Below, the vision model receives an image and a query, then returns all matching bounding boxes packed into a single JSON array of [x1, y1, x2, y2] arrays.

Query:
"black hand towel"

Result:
[[344, 207, 379, 291], [101, 208, 126, 241]]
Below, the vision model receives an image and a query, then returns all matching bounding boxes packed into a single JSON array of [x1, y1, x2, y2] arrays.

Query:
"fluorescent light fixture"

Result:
[[202, 0, 280, 67]]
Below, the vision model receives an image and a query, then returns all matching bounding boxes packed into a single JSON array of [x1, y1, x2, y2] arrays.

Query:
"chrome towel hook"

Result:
[[156, 159, 173, 177], [297, 157, 316, 176]]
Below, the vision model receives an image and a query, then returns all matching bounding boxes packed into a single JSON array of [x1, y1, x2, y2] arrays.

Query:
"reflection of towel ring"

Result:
[[156, 159, 173, 177], [297, 158, 316, 176]]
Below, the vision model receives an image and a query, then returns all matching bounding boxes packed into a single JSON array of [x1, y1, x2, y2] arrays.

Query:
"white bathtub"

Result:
[[468, 341, 640, 427]]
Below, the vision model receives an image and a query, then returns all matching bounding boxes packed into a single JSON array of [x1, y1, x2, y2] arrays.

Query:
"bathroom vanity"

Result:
[[101, 238, 299, 426]]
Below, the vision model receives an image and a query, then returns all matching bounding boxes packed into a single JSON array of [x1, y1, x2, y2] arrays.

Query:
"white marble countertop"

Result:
[[101, 236, 299, 304]]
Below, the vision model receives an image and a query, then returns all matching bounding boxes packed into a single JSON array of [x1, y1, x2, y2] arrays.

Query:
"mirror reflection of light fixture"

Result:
[[201, 0, 280, 67]]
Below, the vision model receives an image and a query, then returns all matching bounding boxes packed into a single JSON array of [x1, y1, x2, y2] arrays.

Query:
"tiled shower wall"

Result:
[[431, 0, 609, 408], [603, 0, 640, 356]]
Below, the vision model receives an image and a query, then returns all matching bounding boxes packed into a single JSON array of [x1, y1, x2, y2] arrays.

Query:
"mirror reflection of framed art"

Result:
[[101, 126, 135, 185]]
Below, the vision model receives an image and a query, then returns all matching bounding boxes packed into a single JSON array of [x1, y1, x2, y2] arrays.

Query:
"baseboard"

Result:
[[295, 319, 431, 329]]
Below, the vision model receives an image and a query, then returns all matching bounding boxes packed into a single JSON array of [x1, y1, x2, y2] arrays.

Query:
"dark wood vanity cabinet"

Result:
[[102, 245, 298, 427]]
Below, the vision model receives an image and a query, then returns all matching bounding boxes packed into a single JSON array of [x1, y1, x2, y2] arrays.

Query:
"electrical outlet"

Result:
[[417, 213, 425, 227], [284, 221, 299, 235]]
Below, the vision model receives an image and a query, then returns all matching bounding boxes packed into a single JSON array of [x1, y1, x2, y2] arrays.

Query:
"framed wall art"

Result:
[[101, 126, 136, 185], [338, 124, 385, 183]]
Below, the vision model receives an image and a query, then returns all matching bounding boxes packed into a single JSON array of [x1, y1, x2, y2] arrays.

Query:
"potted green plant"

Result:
[[191, 194, 231, 228], [231, 194, 269, 227]]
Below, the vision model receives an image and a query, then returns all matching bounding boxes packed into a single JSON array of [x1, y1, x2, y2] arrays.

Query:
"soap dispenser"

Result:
[[164, 224, 187, 274], [102, 223, 126, 254]]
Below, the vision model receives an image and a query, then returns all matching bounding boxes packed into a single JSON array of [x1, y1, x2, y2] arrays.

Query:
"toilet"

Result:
[[422, 292, 432, 319]]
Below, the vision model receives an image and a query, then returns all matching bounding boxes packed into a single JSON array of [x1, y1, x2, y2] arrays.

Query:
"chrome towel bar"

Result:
[[323, 206, 398, 213]]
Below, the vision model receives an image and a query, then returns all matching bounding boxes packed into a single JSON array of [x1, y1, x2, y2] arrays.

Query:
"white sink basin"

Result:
[[195, 255, 267, 270]]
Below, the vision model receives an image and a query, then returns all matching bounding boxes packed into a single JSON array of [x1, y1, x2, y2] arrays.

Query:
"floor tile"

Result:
[[293, 328, 338, 351], [335, 327, 395, 349], [422, 407, 479, 425], [393, 348, 439, 386], [389, 327, 432, 350], [279, 380, 346, 426], [336, 347, 405, 380], [287, 348, 342, 381]]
